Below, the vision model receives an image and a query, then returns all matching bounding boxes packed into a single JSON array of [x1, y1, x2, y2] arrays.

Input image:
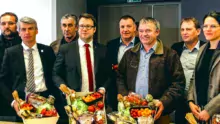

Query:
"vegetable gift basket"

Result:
[[107, 92, 158, 124], [12, 91, 59, 124], [59, 85, 106, 124]]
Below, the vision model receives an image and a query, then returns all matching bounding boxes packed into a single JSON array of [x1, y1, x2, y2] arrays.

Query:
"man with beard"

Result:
[[50, 14, 78, 55], [0, 12, 21, 121]]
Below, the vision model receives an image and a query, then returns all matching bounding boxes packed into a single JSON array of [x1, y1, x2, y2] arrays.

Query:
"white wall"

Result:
[[0, 0, 56, 45]]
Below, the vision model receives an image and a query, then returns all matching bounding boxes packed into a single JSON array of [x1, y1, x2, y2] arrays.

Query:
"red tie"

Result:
[[84, 44, 94, 91]]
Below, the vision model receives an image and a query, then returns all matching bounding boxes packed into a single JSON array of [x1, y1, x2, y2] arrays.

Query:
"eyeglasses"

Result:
[[202, 24, 220, 30], [78, 25, 94, 30], [0, 21, 16, 26]]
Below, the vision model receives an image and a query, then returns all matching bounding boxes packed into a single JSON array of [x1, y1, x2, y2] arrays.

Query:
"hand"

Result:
[[98, 89, 105, 95], [189, 102, 200, 119], [13, 101, 22, 117], [199, 110, 210, 121], [154, 100, 164, 120]]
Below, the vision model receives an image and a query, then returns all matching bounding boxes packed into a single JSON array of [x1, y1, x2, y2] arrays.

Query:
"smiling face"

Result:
[[180, 21, 201, 44], [119, 18, 136, 42], [138, 21, 159, 46], [203, 16, 220, 42]]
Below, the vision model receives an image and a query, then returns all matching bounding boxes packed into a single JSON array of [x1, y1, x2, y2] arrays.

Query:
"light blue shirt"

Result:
[[180, 41, 200, 92], [117, 37, 135, 63], [135, 42, 157, 97]]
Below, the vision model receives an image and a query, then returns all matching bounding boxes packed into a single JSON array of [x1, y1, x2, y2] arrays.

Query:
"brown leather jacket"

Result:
[[117, 39, 185, 114]]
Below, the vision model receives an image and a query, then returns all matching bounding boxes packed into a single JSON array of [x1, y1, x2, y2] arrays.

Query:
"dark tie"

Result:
[[26, 48, 35, 93], [84, 44, 94, 91]]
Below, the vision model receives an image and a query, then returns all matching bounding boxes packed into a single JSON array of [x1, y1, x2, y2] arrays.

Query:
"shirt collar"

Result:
[[78, 37, 93, 48], [22, 42, 38, 51], [183, 40, 200, 51], [120, 37, 135, 45], [140, 41, 158, 52]]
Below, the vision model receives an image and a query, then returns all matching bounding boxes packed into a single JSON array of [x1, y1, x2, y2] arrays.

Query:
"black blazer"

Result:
[[53, 40, 107, 91], [0, 43, 56, 102], [104, 37, 140, 110], [105, 37, 140, 88], [171, 40, 206, 56]]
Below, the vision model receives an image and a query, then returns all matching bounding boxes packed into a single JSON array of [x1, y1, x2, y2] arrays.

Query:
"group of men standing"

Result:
[[0, 11, 211, 124]]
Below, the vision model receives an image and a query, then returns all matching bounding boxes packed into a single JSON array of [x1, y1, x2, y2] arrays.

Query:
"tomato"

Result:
[[97, 102, 104, 109], [41, 108, 47, 115], [88, 105, 95, 112]]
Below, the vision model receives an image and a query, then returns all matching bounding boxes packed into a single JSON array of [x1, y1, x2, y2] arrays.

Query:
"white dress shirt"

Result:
[[22, 42, 47, 93], [78, 38, 96, 92]]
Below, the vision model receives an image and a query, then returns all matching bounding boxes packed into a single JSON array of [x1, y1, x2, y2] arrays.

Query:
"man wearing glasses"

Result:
[[50, 14, 78, 55], [0, 12, 21, 121], [53, 13, 107, 96]]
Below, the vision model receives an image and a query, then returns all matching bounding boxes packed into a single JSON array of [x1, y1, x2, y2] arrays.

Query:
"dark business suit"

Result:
[[53, 40, 107, 91], [105, 37, 140, 110], [171, 40, 206, 124], [0, 33, 21, 119], [0, 43, 66, 123]]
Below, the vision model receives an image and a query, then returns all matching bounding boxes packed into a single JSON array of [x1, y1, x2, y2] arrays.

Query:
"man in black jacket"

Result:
[[171, 17, 206, 124], [105, 15, 140, 111], [0, 12, 22, 121]]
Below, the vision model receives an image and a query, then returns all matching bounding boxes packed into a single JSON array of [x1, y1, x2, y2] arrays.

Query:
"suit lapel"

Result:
[[37, 44, 47, 74], [17, 45, 26, 80], [210, 50, 220, 72], [74, 41, 82, 78], [93, 42, 99, 74]]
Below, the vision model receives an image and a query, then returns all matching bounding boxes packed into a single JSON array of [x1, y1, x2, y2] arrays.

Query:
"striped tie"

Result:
[[26, 48, 35, 93]]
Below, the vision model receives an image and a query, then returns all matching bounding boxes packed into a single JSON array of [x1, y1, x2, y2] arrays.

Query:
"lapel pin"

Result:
[[41, 50, 44, 53]]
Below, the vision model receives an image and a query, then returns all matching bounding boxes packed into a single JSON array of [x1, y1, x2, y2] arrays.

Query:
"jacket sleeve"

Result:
[[117, 51, 129, 96], [187, 73, 195, 102], [159, 50, 186, 111], [0, 49, 14, 103], [52, 47, 66, 88], [205, 94, 220, 116]]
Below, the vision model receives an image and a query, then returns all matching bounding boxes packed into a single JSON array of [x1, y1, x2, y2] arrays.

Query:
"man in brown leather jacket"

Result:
[[117, 17, 185, 124], [50, 14, 78, 55]]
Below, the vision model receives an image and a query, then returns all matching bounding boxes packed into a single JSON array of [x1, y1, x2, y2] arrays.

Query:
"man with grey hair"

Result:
[[117, 17, 185, 123], [0, 12, 22, 121], [0, 16, 63, 122], [50, 14, 78, 55]]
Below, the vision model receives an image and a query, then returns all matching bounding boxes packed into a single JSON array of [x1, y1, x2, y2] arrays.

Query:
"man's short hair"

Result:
[[119, 15, 136, 24], [139, 17, 160, 30], [61, 14, 78, 25], [79, 13, 96, 27], [180, 17, 201, 29], [203, 11, 220, 24], [0, 12, 18, 23], [19, 16, 38, 30]]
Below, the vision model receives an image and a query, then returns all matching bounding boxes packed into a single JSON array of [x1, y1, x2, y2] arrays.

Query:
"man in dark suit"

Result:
[[0, 16, 65, 122], [0, 12, 22, 121], [171, 17, 206, 124], [105, 15, 140, 111], [53, 13, 107, 95]]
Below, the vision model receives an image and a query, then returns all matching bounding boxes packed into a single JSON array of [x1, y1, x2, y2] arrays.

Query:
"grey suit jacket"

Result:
[[188, 42, 220, 116]]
